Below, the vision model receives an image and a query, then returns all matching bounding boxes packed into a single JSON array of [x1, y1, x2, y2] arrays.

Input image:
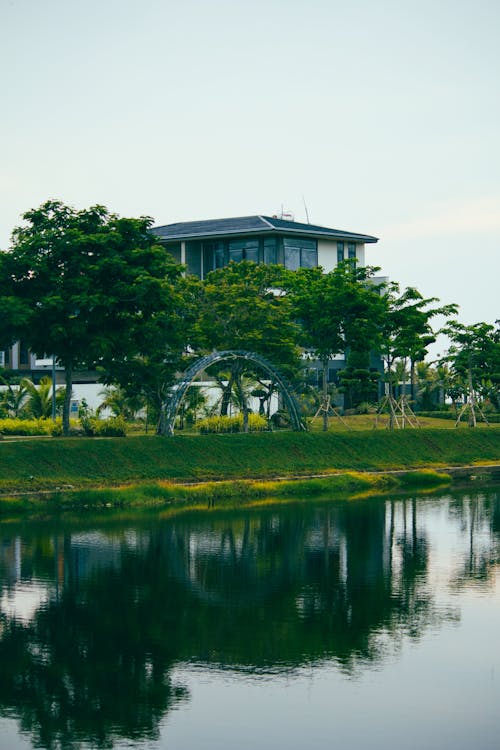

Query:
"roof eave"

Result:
[[153, 226, 378, 244]]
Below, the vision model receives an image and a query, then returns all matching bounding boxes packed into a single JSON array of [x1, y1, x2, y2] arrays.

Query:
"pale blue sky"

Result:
[[1, 0, 499, 352]]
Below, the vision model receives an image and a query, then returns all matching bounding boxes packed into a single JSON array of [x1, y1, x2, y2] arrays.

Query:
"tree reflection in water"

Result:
[[0, 488, 498, 749]]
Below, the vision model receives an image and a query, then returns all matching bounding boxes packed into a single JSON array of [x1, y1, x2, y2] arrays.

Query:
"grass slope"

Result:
[[0, 429, 499, 493], [0, 470, 455, 520]]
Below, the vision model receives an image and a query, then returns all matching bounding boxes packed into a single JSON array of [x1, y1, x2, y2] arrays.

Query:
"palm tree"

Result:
[[0, 377, 29, 417], [21, 376, 58, 419], [97, 386, 144, 421]]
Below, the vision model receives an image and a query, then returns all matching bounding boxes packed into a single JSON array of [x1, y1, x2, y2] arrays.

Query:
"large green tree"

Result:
[[196, 261, 301, 429], [98, 274, 201, 432], [379, 285, 457, 409], [441, 320, 500, 423], [1, 200, 183, 434], [284, 262, 386, 430]]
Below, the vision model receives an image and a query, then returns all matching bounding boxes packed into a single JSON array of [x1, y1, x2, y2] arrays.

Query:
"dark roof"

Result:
[[151, 215, 378, 243]]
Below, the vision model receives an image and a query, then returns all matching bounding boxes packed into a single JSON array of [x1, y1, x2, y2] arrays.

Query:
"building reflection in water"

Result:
[[0, 488, 498, 749]]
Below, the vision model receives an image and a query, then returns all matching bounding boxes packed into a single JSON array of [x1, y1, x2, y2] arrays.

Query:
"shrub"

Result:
[[49, 419, 84, 437], [269, 410, 291, 428], [355, 401, 377, 415], [80, 416, 127, 437], [196, 414, 268, 434], [0, 418, 54, 436]]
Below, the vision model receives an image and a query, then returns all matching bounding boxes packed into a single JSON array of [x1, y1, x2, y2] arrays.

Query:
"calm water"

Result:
[[0, 487, 499, 750]]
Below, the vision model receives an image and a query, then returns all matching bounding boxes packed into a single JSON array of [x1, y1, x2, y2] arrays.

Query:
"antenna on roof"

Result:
[[277, 205, 295, 221], [302, 195, 310, 224]]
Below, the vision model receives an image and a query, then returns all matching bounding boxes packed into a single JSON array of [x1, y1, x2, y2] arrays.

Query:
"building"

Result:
[[152, 215, 383, 398], [151, 214, 378, 278]]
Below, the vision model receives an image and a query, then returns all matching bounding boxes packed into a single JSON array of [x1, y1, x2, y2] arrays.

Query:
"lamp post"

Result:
[[52, 355, 57, 421]]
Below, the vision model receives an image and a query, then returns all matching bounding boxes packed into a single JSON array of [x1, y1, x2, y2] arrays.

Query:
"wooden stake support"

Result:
[[311, 394, 351, 429], [375, 394, 421, 429]]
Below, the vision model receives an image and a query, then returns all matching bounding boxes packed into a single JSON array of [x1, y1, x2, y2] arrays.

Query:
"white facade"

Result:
[[317, 240, 366, 272]]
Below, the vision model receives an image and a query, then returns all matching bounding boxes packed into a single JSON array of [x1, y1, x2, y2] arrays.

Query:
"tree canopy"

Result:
[[1, 200, 184, 433], [195, 262, 302, 428], [283, 262, 386, 429], [441, 320, 500, 420]]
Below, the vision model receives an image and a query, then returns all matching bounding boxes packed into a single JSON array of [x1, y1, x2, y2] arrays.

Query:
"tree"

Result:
[[379, 285, 457, 418], [1, 200, 184, 435], [196, 262, 301, 430], [337, 350, 381, 411], [284, 262, 386, 430], [98, 273, 201, 433], [441, 320, 500, 424], [21, 376, 65, 419], [97, 385, 145, 422], [0, 375, 28, 418], [0, 295, 31, 352]]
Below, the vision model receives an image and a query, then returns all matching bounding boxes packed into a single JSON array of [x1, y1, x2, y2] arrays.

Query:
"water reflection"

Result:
[[0, 488, 499, 749]]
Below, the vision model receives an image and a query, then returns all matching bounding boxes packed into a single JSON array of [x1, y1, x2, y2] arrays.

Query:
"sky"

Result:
[[1, 0, 499, 358]]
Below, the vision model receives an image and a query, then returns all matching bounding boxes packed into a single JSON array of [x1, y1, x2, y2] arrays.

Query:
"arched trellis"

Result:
[[160, 350, 306, 436]]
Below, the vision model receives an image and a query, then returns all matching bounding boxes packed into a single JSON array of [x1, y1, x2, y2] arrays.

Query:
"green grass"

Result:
[[0, 428, 499, 494], [308, 414, 495, 431], [0, 470, 454, 520]]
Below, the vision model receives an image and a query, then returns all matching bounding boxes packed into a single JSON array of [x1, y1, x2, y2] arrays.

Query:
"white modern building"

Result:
[[151, 214, 378, 277]]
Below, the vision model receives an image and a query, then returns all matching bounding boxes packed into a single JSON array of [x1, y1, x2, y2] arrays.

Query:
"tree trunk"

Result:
[[386, 355, 395, 430], [410, 358, 416, 406], [219, 372, 235, 417], [155, 392, 165, 434], [400, 358, 407, 428], [266, 382, 274, 421], [322, 358, 329, 432], [234, 368, 249, 433], [62, 364, 73, 436], [467, 360, 476, 427]]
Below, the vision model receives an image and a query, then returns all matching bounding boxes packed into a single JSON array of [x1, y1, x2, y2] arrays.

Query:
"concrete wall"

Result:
[[317, 240, 366, 271]]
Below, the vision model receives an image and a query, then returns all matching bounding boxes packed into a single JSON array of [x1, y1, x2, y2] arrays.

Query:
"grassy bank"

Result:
[[0, 469, 456, 520], [0, 428, 499, 494]]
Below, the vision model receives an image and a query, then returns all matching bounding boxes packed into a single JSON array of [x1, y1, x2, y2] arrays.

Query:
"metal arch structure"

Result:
[[160, 349, 306, 436]]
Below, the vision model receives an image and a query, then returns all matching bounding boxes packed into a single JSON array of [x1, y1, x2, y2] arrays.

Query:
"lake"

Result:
[[0, 486, 499, 749]]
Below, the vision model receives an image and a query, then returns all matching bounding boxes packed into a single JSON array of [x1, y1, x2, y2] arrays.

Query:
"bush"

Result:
[[0, 415, 127, 438], [0, 418, 54, 436], [196, 414, 268, 434], [49, 420, 84, 437], [355, 401, 377, 415], [269, 410, 291, 428], [80, 416, 127, 437]]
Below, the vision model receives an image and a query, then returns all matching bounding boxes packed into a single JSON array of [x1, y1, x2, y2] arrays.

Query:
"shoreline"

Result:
[[2, 462, 500, 496], [1, 430, 499, 518], [1, 464, 499, 522]]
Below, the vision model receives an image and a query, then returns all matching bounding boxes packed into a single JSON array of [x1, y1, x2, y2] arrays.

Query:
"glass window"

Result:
[[337, 242, 344, 263], [203, 243, 215, 276], [263, 238, 277, 265], [229, 239, 259, 263], [245, 242, 259, 263], [19, 342, 29, 366], [283, 237, 317, 269], [186, 241, 202, 277], [347, 242, 356, 259], [328, 367, 339, 384], [214, 241, 226, 269], [166, 242, 182, 264], [228, 240, 244, 263], [301, 246, 317, 268], [284, 244, 301, 270]]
